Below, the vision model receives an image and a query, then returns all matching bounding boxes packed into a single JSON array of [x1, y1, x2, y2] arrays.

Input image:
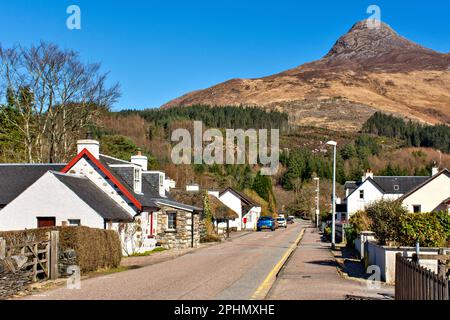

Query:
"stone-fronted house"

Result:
[[0, 135, 201, 253]]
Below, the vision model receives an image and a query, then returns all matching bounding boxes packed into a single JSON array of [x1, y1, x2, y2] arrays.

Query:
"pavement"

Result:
[[267, 221, 395, 300], [20, 222, 304, 300]]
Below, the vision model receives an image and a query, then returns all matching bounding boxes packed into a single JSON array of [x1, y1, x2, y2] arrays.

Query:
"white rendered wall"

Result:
[[0, 172, 104, 231]]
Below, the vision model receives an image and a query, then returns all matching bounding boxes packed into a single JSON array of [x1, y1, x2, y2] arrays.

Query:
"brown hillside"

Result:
[[162, 20, 450, 131]]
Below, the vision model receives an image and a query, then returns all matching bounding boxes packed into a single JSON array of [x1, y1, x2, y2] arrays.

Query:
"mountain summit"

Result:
[[322, 20, 447, 71], [162, 20, 450, 130]]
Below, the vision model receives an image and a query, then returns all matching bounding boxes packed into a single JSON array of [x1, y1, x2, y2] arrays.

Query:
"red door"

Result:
[[37, 217, 56, 228]]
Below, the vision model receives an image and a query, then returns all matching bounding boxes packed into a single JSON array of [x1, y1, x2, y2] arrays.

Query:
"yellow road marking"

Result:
[[251, 227, 306, 300]]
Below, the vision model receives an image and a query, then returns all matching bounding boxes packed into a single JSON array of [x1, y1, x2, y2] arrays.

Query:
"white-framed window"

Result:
[[413, 205, 421, 213], [68, 219, 81, 226], [394, 185, 400, 191], [359, 190, 364, 199], [167, 212, 176, 230]]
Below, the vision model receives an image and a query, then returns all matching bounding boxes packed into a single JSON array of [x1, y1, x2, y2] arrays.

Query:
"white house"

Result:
[[218, 188, 261, 231], [343, 170, 430, 219], [0, 135, 202, 253], [399, 169, 450, 213], [0, 171, 132, 231]]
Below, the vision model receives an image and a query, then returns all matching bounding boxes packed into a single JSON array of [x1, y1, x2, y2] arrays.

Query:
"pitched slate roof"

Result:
[[100, 155, 188, 210], [0, 164, 66, 206], [153, 198, 202, 213], [52, 172, 133, 222], [97, 155, 159, 209], [344, 175, 430, 200], [372, 176, 429, 194]]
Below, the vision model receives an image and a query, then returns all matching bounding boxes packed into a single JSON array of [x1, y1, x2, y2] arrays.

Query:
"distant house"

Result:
[[399, 169, 450, 213], [343, 169, 430, 220], [218, 188, 261, 231], [0, 135, 201, 252]]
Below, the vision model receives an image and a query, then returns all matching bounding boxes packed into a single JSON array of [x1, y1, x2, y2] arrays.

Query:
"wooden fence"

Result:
[[0, 231, 59, 282], [395, 253, 449, 300]]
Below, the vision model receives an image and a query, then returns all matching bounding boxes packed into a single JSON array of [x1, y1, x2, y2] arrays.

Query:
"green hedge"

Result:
[[0, 226, 122, 273], [352, 199, 450, 247]]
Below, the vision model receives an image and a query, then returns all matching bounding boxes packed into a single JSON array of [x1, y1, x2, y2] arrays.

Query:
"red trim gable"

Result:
[[61, 149, 142, 211]]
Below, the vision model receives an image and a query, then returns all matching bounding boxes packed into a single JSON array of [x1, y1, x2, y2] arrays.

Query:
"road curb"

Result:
[[250, 227, 306, 300]]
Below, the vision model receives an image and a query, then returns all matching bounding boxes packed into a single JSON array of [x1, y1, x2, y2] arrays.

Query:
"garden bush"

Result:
[[365, 199, 406, 245], [349, 210, 372, 234], [398, 212, 447, 247]]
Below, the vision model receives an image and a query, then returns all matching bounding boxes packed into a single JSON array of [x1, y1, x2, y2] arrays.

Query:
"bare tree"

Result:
[[0, 41, 120, 162]]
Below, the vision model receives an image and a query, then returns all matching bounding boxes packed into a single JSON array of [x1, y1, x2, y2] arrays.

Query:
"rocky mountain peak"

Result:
[[325, 19, 430, 61]]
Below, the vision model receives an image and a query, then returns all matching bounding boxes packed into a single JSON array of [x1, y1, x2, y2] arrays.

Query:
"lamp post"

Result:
[[326, 140, 337, 249], [313, 177, 320, 229]]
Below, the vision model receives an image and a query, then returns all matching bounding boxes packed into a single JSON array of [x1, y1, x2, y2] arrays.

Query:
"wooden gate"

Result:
[[0, 231, 59, 282], [395, 253, 449, 300]]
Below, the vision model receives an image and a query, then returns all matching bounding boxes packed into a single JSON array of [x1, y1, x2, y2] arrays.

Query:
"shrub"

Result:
[[365, 199, 406, 245], [344, 225, 357, 247], [200, 234, 222, 243], [398, 212, 447, 247], [435, 211, 450, 245], [349, 210, 372, 234], [324, 226, 331, 241], [0, 226, 122, 273]]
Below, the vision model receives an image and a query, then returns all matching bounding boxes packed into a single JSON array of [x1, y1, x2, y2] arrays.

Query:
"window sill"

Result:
[[165, 229, 176, 233]]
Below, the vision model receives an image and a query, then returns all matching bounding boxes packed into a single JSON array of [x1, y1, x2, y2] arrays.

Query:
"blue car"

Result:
[[257, 216, 276, 232]]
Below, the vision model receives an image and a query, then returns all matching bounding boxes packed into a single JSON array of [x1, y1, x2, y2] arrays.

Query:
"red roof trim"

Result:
[[61, 149, 142, 211]]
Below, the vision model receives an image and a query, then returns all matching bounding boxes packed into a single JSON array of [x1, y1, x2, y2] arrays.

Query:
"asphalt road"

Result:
[[24, 222, 304, 300]]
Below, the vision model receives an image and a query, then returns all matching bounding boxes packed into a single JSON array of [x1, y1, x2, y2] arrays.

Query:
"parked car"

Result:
[[257, 216, 276, 231], [277, 217, 287, 228], [287, 216, 294, 224]]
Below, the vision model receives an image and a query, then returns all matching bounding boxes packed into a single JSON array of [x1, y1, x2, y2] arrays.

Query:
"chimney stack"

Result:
[[77, 131, 100, 159], [362, 169, 374, 181], [131, 148, 148, 171], [431, 162, 439, 176]]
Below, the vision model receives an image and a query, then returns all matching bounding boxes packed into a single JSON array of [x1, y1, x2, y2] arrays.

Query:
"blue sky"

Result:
[[0, 0, 449, 110]]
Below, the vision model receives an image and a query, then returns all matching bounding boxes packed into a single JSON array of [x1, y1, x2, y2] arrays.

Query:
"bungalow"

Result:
[[218, 187, 261, 231], [0, 134, 201, 252], [399, 168, 450, 213]]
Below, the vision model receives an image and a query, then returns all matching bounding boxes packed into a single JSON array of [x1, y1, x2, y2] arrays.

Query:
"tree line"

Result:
[[120, 105, 289, 132], [362, 112, 450, 153]]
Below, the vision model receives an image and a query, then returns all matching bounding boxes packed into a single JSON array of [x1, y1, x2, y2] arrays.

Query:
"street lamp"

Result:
[[326, 140, 337, 249], [313, 177, 320, 229]]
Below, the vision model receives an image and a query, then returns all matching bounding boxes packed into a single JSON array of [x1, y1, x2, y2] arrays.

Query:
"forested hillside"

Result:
[[363, 112, 450, 153]]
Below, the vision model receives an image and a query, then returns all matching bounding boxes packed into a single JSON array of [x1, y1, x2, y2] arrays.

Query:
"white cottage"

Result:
[[218, 188, 261, 231], [0, 135, 202, 253]]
